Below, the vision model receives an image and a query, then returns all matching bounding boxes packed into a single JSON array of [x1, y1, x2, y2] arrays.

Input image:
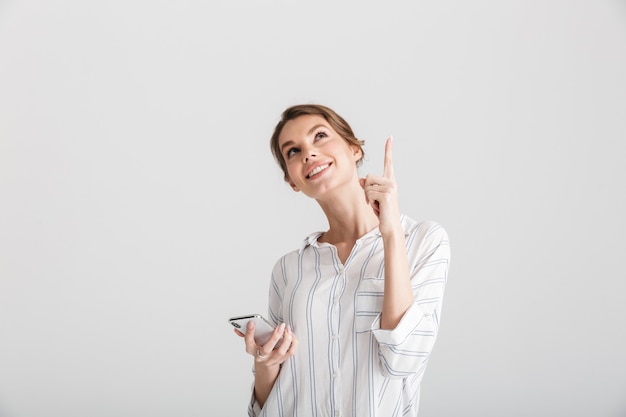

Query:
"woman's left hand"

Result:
[[360, 136, 402, 236]]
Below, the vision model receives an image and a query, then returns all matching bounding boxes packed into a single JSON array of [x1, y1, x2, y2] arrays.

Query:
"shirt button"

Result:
[[333, 372, 338, 378], [332, 334, 338, 340]]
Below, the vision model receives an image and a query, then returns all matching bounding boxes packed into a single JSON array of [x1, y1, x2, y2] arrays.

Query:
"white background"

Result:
[[1, 1, 625, 416]]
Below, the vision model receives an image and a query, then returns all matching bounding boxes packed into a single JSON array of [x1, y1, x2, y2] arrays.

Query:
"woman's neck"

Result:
[[316, 187, 379, 244]]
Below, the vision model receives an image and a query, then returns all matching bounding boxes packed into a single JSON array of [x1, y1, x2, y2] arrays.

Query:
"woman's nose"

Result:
[[303, 148, 317, 163]]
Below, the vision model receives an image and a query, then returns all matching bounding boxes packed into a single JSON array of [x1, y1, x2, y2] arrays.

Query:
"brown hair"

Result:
[[270, 104, 366, 182]]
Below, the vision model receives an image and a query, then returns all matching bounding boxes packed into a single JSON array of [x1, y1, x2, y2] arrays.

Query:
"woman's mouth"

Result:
[[306, 163, 331, 179]]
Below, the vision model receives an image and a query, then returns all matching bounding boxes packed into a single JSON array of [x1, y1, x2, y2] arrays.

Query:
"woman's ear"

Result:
[[287, 177, 300, 192], [351, 144, 363, 162]]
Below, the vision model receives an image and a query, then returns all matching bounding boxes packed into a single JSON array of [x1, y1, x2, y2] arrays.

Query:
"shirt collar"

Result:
[[298, 228, 392, 253], [299, 231, 325, 252], [297, 214, 411, 253]]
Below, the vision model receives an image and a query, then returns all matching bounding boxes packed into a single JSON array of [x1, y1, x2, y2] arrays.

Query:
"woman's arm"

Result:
[[237, 321, 297, 408], [380, 226, 413, 329], [372, 222, 450, 378], [249, 322, 296, 407], [361, 137, 413, 329]]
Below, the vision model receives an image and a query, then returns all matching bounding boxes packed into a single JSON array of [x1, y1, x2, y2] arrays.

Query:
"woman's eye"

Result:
[[314, 131, 327, 141], [286, 148, 299, 158]]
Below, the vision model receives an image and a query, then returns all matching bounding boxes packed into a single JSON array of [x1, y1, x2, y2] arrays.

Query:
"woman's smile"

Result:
[[306, 162, 332, 179]]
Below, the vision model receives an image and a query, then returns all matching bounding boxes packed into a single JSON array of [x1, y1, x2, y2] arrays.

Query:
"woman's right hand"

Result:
[[234, 320, 298, 367], [235, 320, 298, 407]]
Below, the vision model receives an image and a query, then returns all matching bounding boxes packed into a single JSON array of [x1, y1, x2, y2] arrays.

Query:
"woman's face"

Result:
[[278, 114, 362, 199]]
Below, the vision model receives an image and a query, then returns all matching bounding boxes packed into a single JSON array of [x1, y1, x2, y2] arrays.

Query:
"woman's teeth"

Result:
[[307, 164, 329, 178]]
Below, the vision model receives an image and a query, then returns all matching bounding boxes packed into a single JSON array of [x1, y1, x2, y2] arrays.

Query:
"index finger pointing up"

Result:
[[383, 136, 394, 179]]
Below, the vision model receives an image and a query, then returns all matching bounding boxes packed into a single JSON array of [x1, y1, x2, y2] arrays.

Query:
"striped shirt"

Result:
[[249, 216, 450, 417]]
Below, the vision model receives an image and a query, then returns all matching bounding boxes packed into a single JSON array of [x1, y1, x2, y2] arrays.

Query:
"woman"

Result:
[[235, 104, 450, 417]]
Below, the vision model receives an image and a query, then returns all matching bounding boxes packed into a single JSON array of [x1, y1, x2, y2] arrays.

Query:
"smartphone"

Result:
[[228, 314, 277, 347]]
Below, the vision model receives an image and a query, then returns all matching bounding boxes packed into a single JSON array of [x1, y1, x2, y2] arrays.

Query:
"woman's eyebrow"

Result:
[[307, 124, 326, 136], [280, 140, 296, 153]]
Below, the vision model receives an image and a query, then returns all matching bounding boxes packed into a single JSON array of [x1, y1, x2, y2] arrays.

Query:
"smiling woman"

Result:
[[270, 104, 366, 183], [233, 104, 451, 417], [2, 1, 625, 416]]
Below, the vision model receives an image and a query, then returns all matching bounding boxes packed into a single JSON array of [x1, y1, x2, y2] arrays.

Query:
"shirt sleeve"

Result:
[[247, 380, 262, 417], [247, 257, 289, 416], [371, 221, 451, 378], [247, 373, 262, 417], [267, 256, 287, 327]]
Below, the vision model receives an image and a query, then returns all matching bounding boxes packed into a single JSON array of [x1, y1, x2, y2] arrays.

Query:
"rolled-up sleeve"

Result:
[[371, 222, 450, 378]]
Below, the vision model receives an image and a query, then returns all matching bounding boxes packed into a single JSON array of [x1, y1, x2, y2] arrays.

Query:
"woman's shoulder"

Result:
[[402, 215, 447, 235], [270, 234, 313, 268], [402, 216, 450, 252]]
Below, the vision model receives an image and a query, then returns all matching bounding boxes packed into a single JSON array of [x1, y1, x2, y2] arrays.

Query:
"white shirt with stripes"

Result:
[[249, 216, 450, 417]]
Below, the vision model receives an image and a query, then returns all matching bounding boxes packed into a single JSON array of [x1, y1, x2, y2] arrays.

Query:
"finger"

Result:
[[364, 188, 380, 214], [277, 326, 298, 359], [261, 323, 286, 355], [243, 320, 257, 351], [372, 200, 380, 217], [383, 136, 394, 179], [234, 328, 245, 338], [364, 174, 386, 187], [276, 325, 294, 355], [286, 335, 299, 357]]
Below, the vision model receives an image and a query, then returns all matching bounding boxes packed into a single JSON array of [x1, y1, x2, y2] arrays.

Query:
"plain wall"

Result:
[[1, 1, 625, 416]]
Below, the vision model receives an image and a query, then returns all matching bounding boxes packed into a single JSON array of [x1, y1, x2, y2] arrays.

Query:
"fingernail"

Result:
[[247, 321, 254, 330], [278, 323, 286, 333], [286, 325, 291, 334]]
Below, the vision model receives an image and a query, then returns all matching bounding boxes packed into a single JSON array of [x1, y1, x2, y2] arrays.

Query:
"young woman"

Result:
[[235, 104, 451, 417]]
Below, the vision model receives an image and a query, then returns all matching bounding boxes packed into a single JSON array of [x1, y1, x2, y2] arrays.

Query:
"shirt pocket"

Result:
[[355, 276, 385, 333]]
